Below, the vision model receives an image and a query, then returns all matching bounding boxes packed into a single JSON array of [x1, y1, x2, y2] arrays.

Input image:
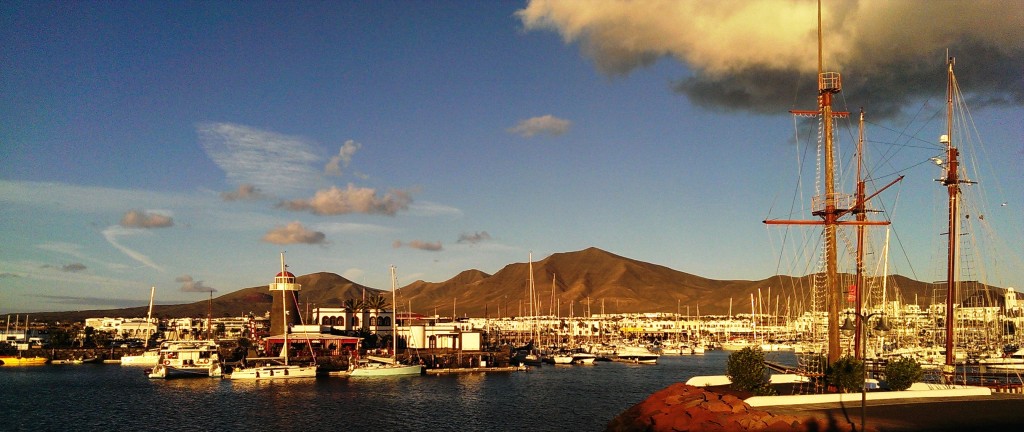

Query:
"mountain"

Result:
[[22, 247, 1013, 322]]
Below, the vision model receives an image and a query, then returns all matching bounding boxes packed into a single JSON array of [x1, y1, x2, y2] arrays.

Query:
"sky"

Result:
[[2, 1, 1022, 314]]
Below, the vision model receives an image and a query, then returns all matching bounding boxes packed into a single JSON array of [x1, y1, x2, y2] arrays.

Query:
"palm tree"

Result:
[[343, 298, 365, 313], [365, 295, 388, 311]]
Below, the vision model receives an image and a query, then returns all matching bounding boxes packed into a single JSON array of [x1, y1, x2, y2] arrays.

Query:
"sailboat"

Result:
[[512, 253, 544, 366], [349, 265, 424, 377], [0, 315, 47, 366], [121, 287, 161, 366], [227, 253, 317, 380]]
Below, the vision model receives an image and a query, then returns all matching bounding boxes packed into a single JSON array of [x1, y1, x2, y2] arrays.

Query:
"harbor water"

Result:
[[0, 350, 791, 431]]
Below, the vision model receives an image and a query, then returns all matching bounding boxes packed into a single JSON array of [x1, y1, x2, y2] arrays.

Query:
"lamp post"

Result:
[[840, 311, 891, 432]]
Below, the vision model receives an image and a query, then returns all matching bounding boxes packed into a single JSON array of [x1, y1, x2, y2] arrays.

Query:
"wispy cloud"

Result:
[[518, 1, 1024, 118], [101, 226, 165, 272], [280, 184, 413, 216], [36, 294, 153, 309], [342, 268, 365, 282], [457, 231, 492, 244], [220, 184, 267, 201], [198, 122, 322, 195], [507, 114, 571, 138], [315, 222, 394, 235], [325, 140, 361, 176], [262, 221, 327, 245], [60, 263, 86, 272], [409, 201, 462, 218], [175, 275, 216, 293], [120, 209, 174, 228], [393, 239, 443, 251]]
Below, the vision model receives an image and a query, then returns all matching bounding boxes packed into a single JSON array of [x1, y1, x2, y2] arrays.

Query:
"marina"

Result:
[[0, 351, 736, 431]]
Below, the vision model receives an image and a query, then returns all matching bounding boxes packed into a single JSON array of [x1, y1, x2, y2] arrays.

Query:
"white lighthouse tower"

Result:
[[269, 252, 302, 336]]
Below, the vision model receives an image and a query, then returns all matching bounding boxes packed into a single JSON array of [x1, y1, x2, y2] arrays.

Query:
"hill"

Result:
[[22, 247, 1013, 322]]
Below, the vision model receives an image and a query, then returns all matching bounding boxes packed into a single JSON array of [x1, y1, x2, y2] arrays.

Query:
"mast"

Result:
[[281, 253, 289, 365], [854, 109, 867, 359], [207, 291, 213, 341], [942, 57, 962, 368], [269, 252, 301, 365], [762, 0, 897, 363], [391, 265, 398, 362], [146, 286, 155, 348]]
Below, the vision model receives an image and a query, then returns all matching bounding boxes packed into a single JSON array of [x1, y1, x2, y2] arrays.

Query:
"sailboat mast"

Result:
[[281, 252, 289, 365], [854, 109, 867, 359], [943, 57, 961, 368], [146, 286, 155, 348], [391, 265, 398, 361]]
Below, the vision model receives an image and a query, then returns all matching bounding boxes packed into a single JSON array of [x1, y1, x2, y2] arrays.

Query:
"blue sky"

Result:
[[2, 1, 1022, 314]]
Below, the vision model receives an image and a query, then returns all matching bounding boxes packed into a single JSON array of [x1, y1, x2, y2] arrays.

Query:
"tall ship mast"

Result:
[[763, 2, 895, 363]]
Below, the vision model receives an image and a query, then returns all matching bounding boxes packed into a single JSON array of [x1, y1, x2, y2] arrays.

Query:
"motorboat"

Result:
[[611, 345, 660, 364], [147, 340, 222, 378], [120, 348, 161, 366]]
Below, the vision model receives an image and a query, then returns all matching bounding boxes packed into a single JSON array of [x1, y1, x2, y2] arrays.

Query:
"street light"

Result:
[[841, 311, 891, 432]]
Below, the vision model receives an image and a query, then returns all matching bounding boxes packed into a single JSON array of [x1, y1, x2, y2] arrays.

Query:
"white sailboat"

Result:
[[121, 287, 160, 366], [349, 265, 423, 377], [227, 253, 317, 380]]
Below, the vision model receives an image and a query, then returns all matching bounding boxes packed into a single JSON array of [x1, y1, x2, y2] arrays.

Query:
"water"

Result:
[[0, 351, 791, 431]]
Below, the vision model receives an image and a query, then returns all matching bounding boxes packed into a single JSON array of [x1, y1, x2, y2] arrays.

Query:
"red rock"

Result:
[[705, 400, 733, 413], [605, 383, 817, 432]]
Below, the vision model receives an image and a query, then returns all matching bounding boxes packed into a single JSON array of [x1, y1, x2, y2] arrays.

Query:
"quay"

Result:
[[425, 366, 521, 375]]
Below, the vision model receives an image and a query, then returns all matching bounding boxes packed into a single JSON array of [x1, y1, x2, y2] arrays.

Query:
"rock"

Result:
[[605, 383, 814, 431]]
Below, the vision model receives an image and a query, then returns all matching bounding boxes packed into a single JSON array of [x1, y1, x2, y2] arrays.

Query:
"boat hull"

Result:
[[0, 356, 48, 366], [349, 364, 423, 377], [227, 364, 317, 380]]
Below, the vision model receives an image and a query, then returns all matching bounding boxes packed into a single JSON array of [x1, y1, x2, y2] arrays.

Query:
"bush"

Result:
[[726, 346, 775, 395], [883, 357, 923, 391], [826, 355, 865, 393]]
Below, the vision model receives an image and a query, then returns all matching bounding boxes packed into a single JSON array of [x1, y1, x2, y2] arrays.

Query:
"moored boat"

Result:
[[147, 340, 222, 378], [611, 345, 660, 364], [120, 348, 161, 366], [0, 355, 48, 366], [227, 253, 318, 381], [348, 266, 424, 378]]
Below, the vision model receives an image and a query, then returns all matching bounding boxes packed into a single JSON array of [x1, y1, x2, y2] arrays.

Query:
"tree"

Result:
[[883, 357, 923, 391], [826, 356, 865, 393], [343, 298, 365, 313], [726, 346, 775, 395], [365, 295, 388, 311]]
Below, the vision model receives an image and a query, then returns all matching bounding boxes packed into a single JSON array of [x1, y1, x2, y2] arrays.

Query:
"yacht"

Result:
[[120, 348, 161, 366], [611, 345, 660, 364], [147, 340, 222, 378]]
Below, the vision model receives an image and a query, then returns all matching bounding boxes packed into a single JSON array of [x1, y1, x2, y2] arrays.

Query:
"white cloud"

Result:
[[325, 140, 362, 176], [393, 239, 443, 251], [175, 274, 216, 292], [281, 184, 413, 216], [507, 114, 571, 138], [262, 221, 327, 245], [198, 122, 322, 195], [409, 201, 463, 218], [315, 222, 394, 235], [517, 0, 1024, 117], [101, 226, 165, 272], [120, 209, 174, 228], [221, 184, 267, 201], [342, 268, 365, 282]]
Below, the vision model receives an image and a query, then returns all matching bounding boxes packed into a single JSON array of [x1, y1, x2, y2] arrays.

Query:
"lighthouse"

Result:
[[269, 252, 302, 336]]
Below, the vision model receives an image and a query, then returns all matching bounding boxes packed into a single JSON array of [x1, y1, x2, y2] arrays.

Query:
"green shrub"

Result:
[[726, 346, 775, 395], [883, 357, 922, 391], [826, 355, 865, 393]]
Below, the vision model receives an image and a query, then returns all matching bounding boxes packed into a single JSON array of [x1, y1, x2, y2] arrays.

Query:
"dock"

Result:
[[425, 366, 521, 375]]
